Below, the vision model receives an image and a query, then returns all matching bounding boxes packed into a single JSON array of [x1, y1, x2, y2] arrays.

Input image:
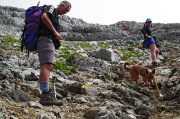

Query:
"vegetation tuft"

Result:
[[119, 48, 143, 60], [0, 35, 21, 50]]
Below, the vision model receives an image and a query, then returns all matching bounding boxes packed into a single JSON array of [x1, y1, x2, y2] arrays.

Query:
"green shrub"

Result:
[[119, 48, 143, 60], [130, 42, 139, 48], [79, 42, 94, 50], [59, 47, 77, 59], [0, 49, 2, 56], [97, 41, 114, 49], [53, 60, 70, 75], [0, 35, 21, 50], [69, 63, 78, 73]]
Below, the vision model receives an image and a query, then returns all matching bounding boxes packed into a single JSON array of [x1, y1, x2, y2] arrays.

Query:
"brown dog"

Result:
[[123, 61, 163, 97]]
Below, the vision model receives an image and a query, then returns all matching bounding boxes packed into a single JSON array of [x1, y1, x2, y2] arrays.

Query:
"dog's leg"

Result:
[[142, 78, 150, 88], [135, 78, 139, 87], [128, 76, 141, 88], [152, 78, 163, 97], [133, 75, 141, 88], [128, 74, 136, 82]]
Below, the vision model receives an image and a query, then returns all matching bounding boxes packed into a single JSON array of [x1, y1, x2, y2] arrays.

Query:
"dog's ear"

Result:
[[152, 68, 155, 74], [146, 68, 149, 75]]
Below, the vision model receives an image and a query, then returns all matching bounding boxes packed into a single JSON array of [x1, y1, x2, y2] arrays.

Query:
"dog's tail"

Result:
[[123, 61, 130, 71]]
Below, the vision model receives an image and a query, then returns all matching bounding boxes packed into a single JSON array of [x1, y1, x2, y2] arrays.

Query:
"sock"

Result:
[[41, 82, 49, 93], [152, 60, 156, 63]]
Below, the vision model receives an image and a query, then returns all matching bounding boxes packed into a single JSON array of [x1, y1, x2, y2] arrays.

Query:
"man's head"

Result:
[[57, 1, 71, 15]]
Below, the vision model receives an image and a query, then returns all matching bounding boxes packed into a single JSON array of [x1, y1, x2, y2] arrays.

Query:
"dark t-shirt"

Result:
[[141, 25, 151, 40], [38, 5, 60, 37]]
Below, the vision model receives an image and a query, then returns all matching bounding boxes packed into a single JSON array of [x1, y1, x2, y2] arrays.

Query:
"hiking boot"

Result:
[[151, 61, 159, 66], [40, 91, 63, 106]]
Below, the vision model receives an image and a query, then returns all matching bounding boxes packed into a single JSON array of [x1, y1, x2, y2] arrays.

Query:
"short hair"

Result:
[[60, 1, 71, 10]]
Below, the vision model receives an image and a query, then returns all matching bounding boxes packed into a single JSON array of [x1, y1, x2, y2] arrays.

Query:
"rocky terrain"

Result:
[[0, 5, 180, 119]]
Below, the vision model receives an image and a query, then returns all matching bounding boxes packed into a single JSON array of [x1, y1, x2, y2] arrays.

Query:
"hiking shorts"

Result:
[[142, 38, 155, 48], [36, 36, 55, 66]]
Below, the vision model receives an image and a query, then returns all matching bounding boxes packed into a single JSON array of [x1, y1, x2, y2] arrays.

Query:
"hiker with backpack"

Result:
[[141, 18, 160, 66], [36, 1, 71, 106]]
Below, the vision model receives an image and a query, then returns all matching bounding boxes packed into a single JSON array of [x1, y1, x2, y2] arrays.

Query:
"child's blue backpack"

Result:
[[21, 2, 45, 56]]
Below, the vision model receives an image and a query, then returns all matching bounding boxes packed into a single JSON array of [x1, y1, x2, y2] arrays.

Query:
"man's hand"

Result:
[[148, 36, 152, 39], [54, 32, 62, 41]]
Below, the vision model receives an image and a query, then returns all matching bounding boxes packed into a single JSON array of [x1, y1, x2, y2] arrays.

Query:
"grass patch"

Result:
[[64, 41, 116, 51], [79, 42, 94, 50], [53, 60, 70, 75], [69, 63, 78, 73], [0, 35, 21, 50], [168, 69, 177, 78], [53, 60, 78, 75], [130, 42, 139, 48], [97, 41, 115, 49], [119, 48, 143, 60], [54, 49, 80, 75], [69, 41, 94, 50], [59, 47, 77, 59]]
